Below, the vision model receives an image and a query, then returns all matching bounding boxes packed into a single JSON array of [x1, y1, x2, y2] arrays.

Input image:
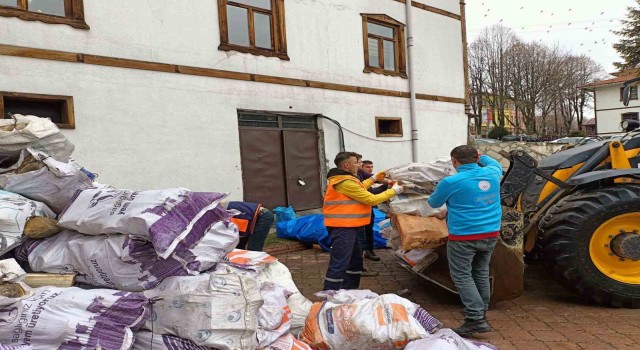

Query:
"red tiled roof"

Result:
[[581, 70, 640, 89], [583, 118, 596, 126]]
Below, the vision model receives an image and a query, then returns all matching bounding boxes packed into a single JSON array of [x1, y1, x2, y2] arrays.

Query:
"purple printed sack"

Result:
[[57, 188, 231, 258], [0, 286, 149, 349]]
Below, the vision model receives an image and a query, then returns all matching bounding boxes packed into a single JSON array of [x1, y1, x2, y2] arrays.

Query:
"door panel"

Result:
[[283, 130, 324, 210], [238, 128, 287, 210]]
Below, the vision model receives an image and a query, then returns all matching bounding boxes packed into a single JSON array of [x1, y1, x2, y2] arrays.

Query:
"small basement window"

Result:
[[1, 92, 75, 129], [621, 112, 639, 122], [376, 117, 402, 137]]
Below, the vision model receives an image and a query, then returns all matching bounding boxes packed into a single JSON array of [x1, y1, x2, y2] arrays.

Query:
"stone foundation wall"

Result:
[[475, 142, 565, 170]]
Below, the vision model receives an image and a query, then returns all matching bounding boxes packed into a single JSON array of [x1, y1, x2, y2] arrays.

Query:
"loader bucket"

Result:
[[405, 206, 525, 303]]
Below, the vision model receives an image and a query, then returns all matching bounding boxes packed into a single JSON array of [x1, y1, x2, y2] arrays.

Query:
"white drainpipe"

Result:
[[405, 0, 419, 162]]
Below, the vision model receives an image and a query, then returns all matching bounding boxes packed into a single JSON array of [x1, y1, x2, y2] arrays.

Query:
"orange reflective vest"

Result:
[[323, 175, 372, 227]]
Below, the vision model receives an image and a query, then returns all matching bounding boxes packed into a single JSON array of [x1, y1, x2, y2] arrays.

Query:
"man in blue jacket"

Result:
[[427, 145, 502, 336]]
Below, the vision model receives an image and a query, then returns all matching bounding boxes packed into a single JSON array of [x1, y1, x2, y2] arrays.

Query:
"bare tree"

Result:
[[469, 40, 486, 135], [553, 54, 604, 134], [507, 42, 564, 135], [474, 25, 517, 128], [468, 26, 604, 137]]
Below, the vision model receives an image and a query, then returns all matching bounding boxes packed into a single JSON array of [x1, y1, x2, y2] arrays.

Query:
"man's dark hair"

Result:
[[450, 145, 479, 164], [334, 152, 359, 167], [354, 153, 363, 160], [362, 160, 373, 165]]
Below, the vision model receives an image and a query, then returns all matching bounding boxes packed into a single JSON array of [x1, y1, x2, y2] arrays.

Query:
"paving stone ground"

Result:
[[274, 248, 640, 350]]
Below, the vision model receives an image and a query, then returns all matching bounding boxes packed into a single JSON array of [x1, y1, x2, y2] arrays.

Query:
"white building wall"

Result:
[[0, 55, 465, 198], [595, 84, 640, 134], [0, 0, 464, 98], [0, 0, 467, 200]]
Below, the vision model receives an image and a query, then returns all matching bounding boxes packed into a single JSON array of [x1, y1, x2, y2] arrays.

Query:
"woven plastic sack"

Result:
[[0, 190, 55, 256], [16, 223, 237, 291], [0, 285, 149, 349], [260, 334, 312, 350], [214, 260, 312, 337], [0, 344, 33, 350], [0, 114, 74, 161], [0, 149, 93, 213], [132, 331, 211, 350], [225, 249, 278, 271], [257, 282, 292, 348], [143, 273, 263, 350], [386, 158, 456, 194], [58, 188, 232, 258], [387, 193, 446, 217], [299, 294, 429, 350], [404, 328, 497, 350]]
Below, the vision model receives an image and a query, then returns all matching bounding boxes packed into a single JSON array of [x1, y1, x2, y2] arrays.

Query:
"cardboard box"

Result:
[[392, 213, 448, 250]]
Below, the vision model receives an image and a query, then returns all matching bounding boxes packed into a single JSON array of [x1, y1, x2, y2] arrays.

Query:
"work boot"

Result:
[[361, 268, 379, 277], [452, 318, 492, 336], [363, 250, 381, 261]]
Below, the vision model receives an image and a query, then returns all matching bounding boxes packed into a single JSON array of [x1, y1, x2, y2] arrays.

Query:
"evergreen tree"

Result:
[[613, 0, 640, 71]]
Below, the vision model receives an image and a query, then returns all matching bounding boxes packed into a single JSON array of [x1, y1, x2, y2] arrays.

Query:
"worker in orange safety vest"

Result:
[[322, 151, 404, 291]]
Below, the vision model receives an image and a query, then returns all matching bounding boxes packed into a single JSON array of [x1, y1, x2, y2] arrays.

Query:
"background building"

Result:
[[582, 69, 639, 136]]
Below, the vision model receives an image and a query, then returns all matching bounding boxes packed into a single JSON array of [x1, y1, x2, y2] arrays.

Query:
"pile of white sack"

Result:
[[0, 115, 317, 350], [0, 115, 496, 350], [378, 159, 456, 267]]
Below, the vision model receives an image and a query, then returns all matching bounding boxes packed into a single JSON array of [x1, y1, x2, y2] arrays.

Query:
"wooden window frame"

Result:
[[621, 112, 639, 122], [0, 0, 88, 29], [0, 91, 75, 129], [217, 0, 288, 60], [361, 14, 407, 78], [620, 86, 638, 101], [375, 117, 403, 137]]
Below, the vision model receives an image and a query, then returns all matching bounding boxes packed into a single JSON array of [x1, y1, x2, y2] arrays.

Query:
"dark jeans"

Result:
[[358, 210, 375, 252], [323, 227, 364, 291], [237, 209, 274, 251], [447, 237, 498, 321]]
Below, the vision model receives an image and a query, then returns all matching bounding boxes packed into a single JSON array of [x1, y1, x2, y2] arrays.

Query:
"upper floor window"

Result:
[[620, 86, 638, 101], [1, 91, 75, 129], [361, 14, 407, 78], [0, 0, 88, 29], [217, 0, 288, 60]]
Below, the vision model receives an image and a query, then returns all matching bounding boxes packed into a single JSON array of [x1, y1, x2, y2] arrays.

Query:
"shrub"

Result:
[[488, 126, 509, 140]]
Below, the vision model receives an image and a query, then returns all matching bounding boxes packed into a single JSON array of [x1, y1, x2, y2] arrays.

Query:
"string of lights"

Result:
[[466, 0, 631, 58]]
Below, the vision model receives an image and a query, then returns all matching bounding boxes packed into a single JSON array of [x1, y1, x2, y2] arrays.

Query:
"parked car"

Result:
[[600, 134, 625, 140], [501, 134, 540, 142], [550, 137, 599, 145], [473, 138, 499, 144]]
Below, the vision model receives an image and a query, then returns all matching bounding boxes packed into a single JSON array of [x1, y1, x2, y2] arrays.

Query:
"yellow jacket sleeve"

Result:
[[334, 179, 397, 206], [362, 177, 375, 190]]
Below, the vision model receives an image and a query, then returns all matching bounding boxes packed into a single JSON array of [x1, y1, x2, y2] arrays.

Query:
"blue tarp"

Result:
[[274, 207, 388, 251], [276, 213, 332, 251], [372, 208, 388, 249]]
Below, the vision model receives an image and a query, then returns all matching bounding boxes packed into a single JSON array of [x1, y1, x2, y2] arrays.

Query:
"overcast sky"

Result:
[[466, 0, 637, 75]]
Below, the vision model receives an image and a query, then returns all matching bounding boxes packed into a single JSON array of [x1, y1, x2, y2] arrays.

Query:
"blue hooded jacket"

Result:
[[427, 155, 502, 236]]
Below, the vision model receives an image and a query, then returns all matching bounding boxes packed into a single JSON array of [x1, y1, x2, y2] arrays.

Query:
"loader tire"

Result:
[[540, 185, 640, 308]]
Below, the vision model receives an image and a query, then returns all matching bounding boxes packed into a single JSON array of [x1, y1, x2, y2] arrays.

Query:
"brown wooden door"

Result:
[[238, 128, 287, 210], [238, 112, 323, 210], [283, 130, 323, 210]]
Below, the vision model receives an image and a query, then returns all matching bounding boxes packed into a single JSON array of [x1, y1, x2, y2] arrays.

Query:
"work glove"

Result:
[[374, 171, 387, 182], [391, 184, 404, 194]]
